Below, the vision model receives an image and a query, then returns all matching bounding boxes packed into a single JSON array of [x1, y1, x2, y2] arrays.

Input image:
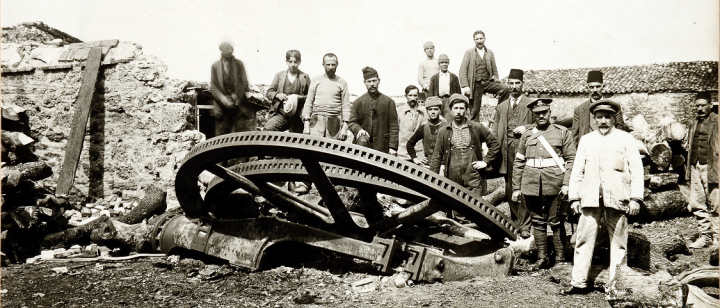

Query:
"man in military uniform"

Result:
[[512, 97, 576, 269]]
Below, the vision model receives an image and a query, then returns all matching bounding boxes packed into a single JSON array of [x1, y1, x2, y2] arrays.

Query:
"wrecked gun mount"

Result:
[[155, 131, 517, 282]]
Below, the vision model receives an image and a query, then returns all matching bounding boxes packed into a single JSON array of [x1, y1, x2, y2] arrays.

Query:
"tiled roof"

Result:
[[2, 21, 82, 44], [505, 61, 718, 94]]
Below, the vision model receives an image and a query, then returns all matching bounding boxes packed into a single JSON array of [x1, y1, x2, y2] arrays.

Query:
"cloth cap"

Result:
[[508, 69, 524, 82], [219, 42, 233, 51], [283, 94, 299, 117], [449, 93, 469, 107], [362, 66, 378, 80], [418, 92, 427, 101], [438, 54, 449, 62], [423, 41, 434, 49], [587, 70, 603, 83], [527, 94, 552, 112], [425, 96, 443, 108], [696, 92, 712, 102], [589, 99, 620, 114]]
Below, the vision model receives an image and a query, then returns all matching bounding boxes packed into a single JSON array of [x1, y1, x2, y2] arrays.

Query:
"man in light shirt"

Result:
[[397, 85, 426, 161], [418, 41, 440, 96], [459, 30, 509, 121], [429, 54, 461, 121], [301, 53, 351, 140]]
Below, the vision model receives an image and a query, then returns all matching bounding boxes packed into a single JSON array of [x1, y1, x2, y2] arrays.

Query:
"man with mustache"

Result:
[[562, 99, 643, 295], [512, 97, 576, 269], [210, 42, 256, 138], [492, 69, 535, 238], [459, 30, 509, 121], [407, 96, 448, 167], [571, 71, 629, 146], [348, 67, 399, 155], [302, 53, 351, 140], [397, 85, 426, 161], [684, 92, 718, 249]]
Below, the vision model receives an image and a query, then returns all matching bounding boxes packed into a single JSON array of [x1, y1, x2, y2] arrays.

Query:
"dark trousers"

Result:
[[505, 140, 532, 232], [471, 80, 509, 121], [264, 113, 303, 133], [215, 107, 256, 165]]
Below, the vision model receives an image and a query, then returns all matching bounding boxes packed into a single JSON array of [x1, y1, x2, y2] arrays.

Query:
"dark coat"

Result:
[[265, 69, 311, 116], [492, 95, 535, 174], [459, 47, 499, 93], [429, 120, 501, 177], [685, 112, 718, 183], [428, 72, 462, 97], [571, 99, 629, 146], [348, 92, 399, 153], [210, 57, 252, 119]]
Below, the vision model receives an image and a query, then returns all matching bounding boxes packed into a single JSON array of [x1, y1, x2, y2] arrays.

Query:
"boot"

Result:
[[552, 224, 569, 265], [531, 227, 550, 270]]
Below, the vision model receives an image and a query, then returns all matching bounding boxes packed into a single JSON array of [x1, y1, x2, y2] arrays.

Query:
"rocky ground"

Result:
[[2, 215, 716, 308]]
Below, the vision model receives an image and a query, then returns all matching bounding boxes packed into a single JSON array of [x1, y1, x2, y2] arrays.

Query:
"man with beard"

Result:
[[210, 42, 256, 137], [418, 41, 440, 95], [428, 54, 461, 121], [302, 53, 351, 140], [459, 30, 509, 121], [562, 99, 643, 295], [429, 94, 500, 197], [571, 71, 629, 146], [684, 92, 718, 249], [407, 96, 448, 167], [512, 97, 576, 269], [349, 67, 399, 154], [397, 85, 426, 161], [492, 69, 535, 238]]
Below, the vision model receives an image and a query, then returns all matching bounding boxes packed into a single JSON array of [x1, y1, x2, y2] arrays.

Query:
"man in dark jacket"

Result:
[[685, 92, 719, 248], [210, 42, 256, 137], [349, 67, 399, 155], [459, 30, 509, 121], [429, 93, 500, 196], [407, 96, 448, 167], [428, 54, 461, 120], [264, 50, 311, 134], [571, 70, 629, 146]]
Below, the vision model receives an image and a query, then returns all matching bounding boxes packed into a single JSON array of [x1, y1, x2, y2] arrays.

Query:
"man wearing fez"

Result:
[[459, 30, 509, 121], [302, 53, 351, 140], [407, 96, 448, 167], [418, 41, 440, 95], [397, 85, 426, 161], [492, 69, 535, 238], [349, 67, 399, 155], [210, 42, 256, 137], [512, 97, 576, 269], [571, 70, 629, 146], [428, 54, 461, 121], [684, 92, 718, 249], [429, 94, 500, 196], [562, 99, 643, 295]]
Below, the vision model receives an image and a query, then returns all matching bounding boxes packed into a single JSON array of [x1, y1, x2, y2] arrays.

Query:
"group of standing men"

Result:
[[208, 29, 718, 295]]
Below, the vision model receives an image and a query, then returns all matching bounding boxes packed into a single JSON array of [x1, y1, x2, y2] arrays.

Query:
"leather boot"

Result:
[[531, 227, 550, 270], [552, 224, 569, 265]]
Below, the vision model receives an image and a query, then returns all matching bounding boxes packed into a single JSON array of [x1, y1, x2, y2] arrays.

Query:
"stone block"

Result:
[[30, 46, 63, 67], [1, 44, 23, 67], [100, 39, 119, 47]]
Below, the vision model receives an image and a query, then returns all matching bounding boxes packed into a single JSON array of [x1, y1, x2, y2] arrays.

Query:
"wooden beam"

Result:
[[55, 47, 103, 196]]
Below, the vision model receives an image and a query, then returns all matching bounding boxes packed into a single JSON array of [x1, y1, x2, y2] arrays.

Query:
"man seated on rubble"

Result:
[[301, 53, 351, 140], [406, 96, 447, 168], [348, 67, 399, 155], [210, 42, 257, 138], [428, 93, 500, 198]]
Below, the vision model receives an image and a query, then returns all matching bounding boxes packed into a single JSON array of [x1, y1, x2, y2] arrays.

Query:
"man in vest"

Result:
[[685, 92, 719, 249], [407, 96, 448, 167], [492, 69, 535, 238], [459, 30, 509, 121], [512, 97, 576, 269], [571, 71, 629, 146]]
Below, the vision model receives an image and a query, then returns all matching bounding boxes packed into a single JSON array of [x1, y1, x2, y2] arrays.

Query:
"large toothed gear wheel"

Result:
[[175, 131, 518, 241]]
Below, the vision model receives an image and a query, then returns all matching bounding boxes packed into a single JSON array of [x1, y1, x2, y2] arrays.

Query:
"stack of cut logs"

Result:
[[1, 103, 68, 263]]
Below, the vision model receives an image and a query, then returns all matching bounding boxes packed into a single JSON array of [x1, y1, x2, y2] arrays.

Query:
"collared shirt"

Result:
[[397, 104, 426, 159], [475, 47, 486, 60], [510, 95, 523, 109], [451, 121, 471, 148], [438, 72, 451, 96]]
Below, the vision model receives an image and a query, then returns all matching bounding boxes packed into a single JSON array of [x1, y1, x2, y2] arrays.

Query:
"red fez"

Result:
[[362, 66, 378, 80], [508, 69, 523, 82], [587, 70, 603, 83]]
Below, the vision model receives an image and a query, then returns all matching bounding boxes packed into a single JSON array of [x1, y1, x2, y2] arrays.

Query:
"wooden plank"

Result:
[[74, 48, 91, 61], [85, 40, 102, 47], [60, 49, 77, 62], [100, 39, 119, 47], [55, 47, 103, 196], [58, 49, 71, 61]]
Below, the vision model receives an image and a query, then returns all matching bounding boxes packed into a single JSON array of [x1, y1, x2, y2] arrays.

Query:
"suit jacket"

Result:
[[210, 57, 251, 118], [428, 72, 461, 97], [492, 95, 535, 174], [459, 47, 499, 93], [348, 92, 399, 153], [265, 69, 311, 116], [571, 99, 629, 146], [685, 112, 718, 183]]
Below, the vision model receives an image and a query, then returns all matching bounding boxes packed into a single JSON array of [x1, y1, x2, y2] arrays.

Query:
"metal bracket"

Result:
[[371, 236, 400, 273], [190, 219, 213, 253], [404, 245, 428, 281]]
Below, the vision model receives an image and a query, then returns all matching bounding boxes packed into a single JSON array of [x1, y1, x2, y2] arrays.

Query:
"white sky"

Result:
[[2, 0, 718, 96]]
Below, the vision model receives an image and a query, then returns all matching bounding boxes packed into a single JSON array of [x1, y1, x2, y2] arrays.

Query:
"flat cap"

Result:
[[425, 96, 442, 108], [589, 99, 620, 114], [449, 93, 469, 107]]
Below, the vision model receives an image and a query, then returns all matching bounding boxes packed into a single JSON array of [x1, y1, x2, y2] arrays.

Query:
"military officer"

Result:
[[512, 96, 576, 270]]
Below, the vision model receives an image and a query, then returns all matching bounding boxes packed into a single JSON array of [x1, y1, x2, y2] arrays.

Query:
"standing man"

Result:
[[571, 70, 629, 146], [428, 54, 461, 121], [397, 85, 426, 161], [301, 53, 351, 140], [349, 67, 399, 154], [562, 99, 643, 295], [429, 94, 500, 196], [459, 30, 509, 121], [210, 42, 256, 137], [684, 92, 718, 249], [418, 41, 440, 95], [493, 69, 535, 238], [407, 96, 448, 167], [512, 97, 576, 269]]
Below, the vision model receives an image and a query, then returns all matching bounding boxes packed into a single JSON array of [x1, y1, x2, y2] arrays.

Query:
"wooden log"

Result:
[[662, 122, 687, 142], [645, 231, 690, 259], [645, 172, 680, 190], [649, 142, 673, 170], [627, 231, 669, 272], [1, 131, 34, 150], [90, 219, 153, 252], [605, 265, 684, 308], [424, 213, 490, 240], [116, 184, 167, 224], [485, 177, 505, 195], [43, 215, 110, 247], [482, 184, 506, 206], [1, 161, 53, 188], [638, 190, 688, 221]]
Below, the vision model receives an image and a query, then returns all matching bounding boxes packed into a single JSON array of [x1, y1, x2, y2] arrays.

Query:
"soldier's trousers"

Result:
[[506, 141, 532, 232]]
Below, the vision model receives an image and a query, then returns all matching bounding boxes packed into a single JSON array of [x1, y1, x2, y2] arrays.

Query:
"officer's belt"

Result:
[[526, 158, 562, 168]]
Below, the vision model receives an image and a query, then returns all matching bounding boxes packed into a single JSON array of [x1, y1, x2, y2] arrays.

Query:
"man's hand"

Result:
[[220, 96, 235, 110], [230, 93, 240, 104], [421, 157, 428, 165], [389, 149, 397, 156], [559, 185, 569, 199], [276, 93, 289, 102], [462, 87, 471, 96], [338, 122, 348, 141], [513, 126, 527, 135], [472, 161, 487, 170], [571, 201, 581, 215], [357, 129, 370, 138], [511, 190, 521, 203], [413, 157, 423, 165], [303, 120, 310, 135], [627, 200, 640, 216]]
